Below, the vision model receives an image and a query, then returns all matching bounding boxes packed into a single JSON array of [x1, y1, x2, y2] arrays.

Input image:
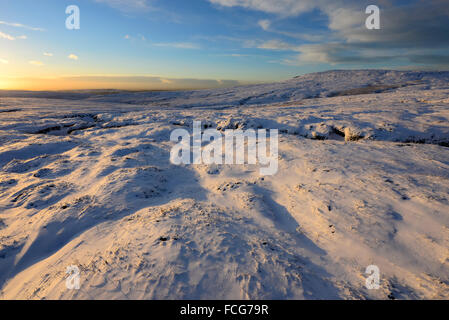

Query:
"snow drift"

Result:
[[0, 70, 448, 299]]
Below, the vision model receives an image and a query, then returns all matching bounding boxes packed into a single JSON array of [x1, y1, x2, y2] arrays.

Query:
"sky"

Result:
[[0, 0, 448, 90]]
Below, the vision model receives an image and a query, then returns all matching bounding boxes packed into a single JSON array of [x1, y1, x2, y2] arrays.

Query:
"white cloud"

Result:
[[222, 53, 251, 57], [154, 42, 200, 49], [44, 52, 53, 57], [209, 0, 323, 17], [29, 60, 44, 66], [243, 39, 298, 51], [123, 34, 148, 42], [328, 7, 365, 31], [95, 0, 151, 11], [68, 54, 79, 60], [284, 44, 334, 65], [258, 19, 271, 31], [0, 58, 8, 64], [0, 32, 27, 40], [256, 39, 296, 51], [0, 31, 16, 40], [0, 21, 45, 31]]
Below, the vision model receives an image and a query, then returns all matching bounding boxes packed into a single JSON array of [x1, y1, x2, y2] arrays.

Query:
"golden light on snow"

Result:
[[0, 70, 448, 299]]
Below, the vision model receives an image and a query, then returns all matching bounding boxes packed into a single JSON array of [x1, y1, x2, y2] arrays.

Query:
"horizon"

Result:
[[1, 68, 449, 93], [1, 0, 449, 90]]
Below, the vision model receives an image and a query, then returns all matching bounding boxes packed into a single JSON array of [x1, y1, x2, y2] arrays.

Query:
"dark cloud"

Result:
[[409, 54, 449, 65], [290, 1, 449, 67], [225, 0, 449, 68]]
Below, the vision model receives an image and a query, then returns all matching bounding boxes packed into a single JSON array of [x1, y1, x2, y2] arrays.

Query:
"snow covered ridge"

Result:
[[1, 70, 448, 146], [2, 69, 449, 107], [0, 70, 448, 299]]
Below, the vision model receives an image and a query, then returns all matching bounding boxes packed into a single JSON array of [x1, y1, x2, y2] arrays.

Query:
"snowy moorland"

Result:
[[0, 70, 448, 299]]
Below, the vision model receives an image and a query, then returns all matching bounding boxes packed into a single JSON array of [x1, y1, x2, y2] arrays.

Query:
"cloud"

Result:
[[0, 31, 27, 40], [209, 0, 321, 17], [29, 61, 44, 66], [242, 38, 299, 51], [0, 58, 8, 64], [154, 42, 200, 49], [94, 0, 152, 12], [0, 32, 16, 40], [255, 39, 297, 51], [123, 34, 148, 42], [283, 42, 449, 68], [0, 21, 45, 31], [44, 52, 53, 57], [258, 19, 271, 31], [220, 53, 252, 57], [329, 3, 449, 49], [210, 0, 449, 67], [68, 54, 79, 60], [409, 54, 449, 65], [3, 75, 242, 90], [288, 2, 449, 67]]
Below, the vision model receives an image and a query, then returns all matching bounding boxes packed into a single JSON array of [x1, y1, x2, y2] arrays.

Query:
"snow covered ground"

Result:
[[0, 70, 448, 299]]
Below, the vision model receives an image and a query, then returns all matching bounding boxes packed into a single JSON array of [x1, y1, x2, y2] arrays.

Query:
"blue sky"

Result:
[[0, 0, 448, 90]]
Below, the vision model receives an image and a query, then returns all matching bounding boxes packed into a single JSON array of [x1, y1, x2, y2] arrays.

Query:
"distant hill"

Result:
[[2, 70, 448, 108]]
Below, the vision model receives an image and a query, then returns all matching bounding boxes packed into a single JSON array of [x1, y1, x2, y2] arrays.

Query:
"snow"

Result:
[[0, 70, 448, 299]]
